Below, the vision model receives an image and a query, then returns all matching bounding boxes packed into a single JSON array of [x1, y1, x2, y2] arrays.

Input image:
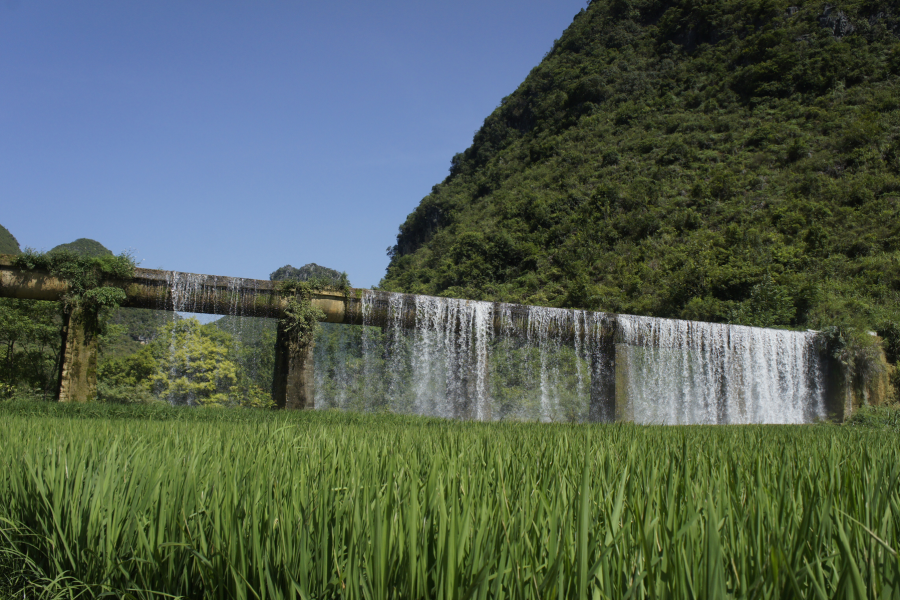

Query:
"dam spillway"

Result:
[[313, 291, 827, 424], [0, 258, 840, 423]]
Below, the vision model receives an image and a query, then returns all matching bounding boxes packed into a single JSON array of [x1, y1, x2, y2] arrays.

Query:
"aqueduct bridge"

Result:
[[0, 256, 854, 422]]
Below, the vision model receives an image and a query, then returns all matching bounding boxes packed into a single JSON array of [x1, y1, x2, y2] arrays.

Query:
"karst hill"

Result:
[[0, 224, 21, 255], [381, 0, 900, 349]]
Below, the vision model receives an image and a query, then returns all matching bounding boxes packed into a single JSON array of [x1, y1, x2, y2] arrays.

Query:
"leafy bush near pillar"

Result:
[[148, 319, 240, 406], [12, 248, 136, 332], [275, 274, 350, 348]]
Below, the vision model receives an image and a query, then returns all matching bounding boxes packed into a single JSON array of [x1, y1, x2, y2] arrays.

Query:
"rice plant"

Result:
[[0, 402, 897, 599]]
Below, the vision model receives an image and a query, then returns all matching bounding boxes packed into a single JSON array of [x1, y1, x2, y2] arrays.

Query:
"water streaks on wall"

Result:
[[314, 290, 827, 424], [0, 257, 832, 422]]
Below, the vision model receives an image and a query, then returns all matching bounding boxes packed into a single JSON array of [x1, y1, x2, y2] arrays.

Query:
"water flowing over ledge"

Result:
[[617, 316, 824, 424], [314, 290, 827, 425], [0, 258, 837, 423]]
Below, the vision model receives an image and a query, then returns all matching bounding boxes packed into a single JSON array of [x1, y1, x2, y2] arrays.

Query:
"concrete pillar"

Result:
[[822, 355, 852, 421], [272, 322, 315, 409], [589, 330, 617, 422], [57, 306, 100, 403]]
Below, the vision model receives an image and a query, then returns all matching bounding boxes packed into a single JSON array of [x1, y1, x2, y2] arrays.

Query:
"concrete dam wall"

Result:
[[0, 256, 852, 422]]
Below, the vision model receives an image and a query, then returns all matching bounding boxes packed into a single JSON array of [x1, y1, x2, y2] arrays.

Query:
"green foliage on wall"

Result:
[[13, 248, 135, 318], [273, 268, 350, 348], [382, 0, 900, 342], [2, 248, 137, 400]]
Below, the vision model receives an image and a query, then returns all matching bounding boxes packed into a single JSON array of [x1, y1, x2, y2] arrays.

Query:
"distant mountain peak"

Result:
[[50, 238, 113, 258], [270, 263, 344, 285], [0, 223, 21, 255]]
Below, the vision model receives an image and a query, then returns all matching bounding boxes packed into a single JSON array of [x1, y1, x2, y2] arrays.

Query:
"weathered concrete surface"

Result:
[[615, 346, 632, 422], [0, 266, 69, 301], [57, 306, 99, 403], [0, 256, 348, 321], [822, 357, 853, 422], [820, 338, 898, 421], [588, 329, 617, 422], [1, 254, 875, 421], [272, 324, 315, 409], [1, 256, 603, 335], [351, 289, 587, 339]]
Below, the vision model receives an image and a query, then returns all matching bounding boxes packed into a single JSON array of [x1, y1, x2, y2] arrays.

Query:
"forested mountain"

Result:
[[0, 224, 20, 255], [382, 0, 900, 337], [0, 227, 111, 259], [270, 263, 344, 284], [50, 238, 112, 257]]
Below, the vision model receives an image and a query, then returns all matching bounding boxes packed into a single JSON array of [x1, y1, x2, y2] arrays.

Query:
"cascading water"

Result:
[[146, 273, 831, 423], [316, 292, 598, 421], [156, 272, 277, 407], [163, 272, 203, 406], [524, 306, 577, 421], [617, 315, 825, 424], [315, 291, 498, 419], [313, 290, 827, 424]]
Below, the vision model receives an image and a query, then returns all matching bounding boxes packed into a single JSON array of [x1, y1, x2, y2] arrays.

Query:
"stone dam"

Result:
[[0, 256, 856, 423]]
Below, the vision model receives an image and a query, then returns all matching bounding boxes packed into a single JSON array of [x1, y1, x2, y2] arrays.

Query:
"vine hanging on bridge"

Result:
[[12, 248, 136, 326], [276, 273, 350, 347]]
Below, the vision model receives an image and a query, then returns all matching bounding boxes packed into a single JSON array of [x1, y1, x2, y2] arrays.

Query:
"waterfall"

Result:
[[163, 272, 203, 406], [313, 290, 827, 424], [315, 292, 600, 421], [617, 315, 825, 424], [143, 274, 830, 423], [523, 306, 574, 421], [316, 291, 497, 419], [157, 272, 276, 407], [471, 301, 492, 420], [412, 295, 453, 418]]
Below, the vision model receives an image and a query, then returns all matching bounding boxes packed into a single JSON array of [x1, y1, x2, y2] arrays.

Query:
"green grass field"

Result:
[[0, 402, 898, 599]]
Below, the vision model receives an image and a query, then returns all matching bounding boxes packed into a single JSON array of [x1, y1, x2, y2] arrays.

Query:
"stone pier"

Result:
[[57, 305, 101, 403], [272, 324, 315, 409], [589, 325, 617, 422]]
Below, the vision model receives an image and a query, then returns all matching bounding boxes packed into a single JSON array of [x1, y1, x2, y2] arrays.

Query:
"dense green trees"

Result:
[[382, 0, 900, 342], [0, 299, 61, 399], [0, 229, 346, 405], [147, 319, 240, 406], [99, 316, 275, 407], [0, 244, 135, 400]]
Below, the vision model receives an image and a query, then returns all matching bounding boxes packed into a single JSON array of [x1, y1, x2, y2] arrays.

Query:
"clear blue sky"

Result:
[[1, 0, 586, 288]]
